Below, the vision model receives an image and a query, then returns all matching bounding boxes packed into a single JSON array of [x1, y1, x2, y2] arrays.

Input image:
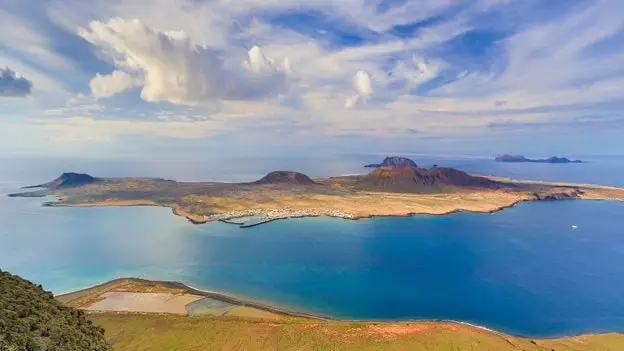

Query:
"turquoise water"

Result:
[[1, 156, 624, 337], [1, 180, 623, 337]]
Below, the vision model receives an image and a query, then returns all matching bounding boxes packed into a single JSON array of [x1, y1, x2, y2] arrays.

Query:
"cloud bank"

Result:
[[1, 0, 624, 156]]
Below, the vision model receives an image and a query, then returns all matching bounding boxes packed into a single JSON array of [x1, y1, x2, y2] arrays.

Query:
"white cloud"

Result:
[[11, 0, 620, 144], [354, 71, 373, 96], [344, 95, 359, 109], [346, 70, 373, 108], [0, 9, 73, 70], [90, 70, 142, 98], [392, 56, 441, 88], [497, 0, 624, 92], [365, 0, 456, 32], [79, 18, 291, 105], [0, 9, 78, 97]]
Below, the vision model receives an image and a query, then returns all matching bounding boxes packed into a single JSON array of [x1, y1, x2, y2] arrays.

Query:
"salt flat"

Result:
[[86, 291, 203, 315]]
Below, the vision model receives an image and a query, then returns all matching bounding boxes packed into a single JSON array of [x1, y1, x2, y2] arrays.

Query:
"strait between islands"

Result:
[[8, 157, 624, 227]]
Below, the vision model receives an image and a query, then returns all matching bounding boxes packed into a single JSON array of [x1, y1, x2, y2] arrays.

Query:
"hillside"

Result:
[[364, 156, 418, 168], [355, 166, 499, 193], [33, 172, 100, 189], [0, 270, 111, 351], [90, 313, 624, 351], [252, 171, 316, 185]]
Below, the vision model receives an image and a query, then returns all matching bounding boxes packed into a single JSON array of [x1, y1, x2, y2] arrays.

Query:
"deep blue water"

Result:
[[1, 155, 623, 337]]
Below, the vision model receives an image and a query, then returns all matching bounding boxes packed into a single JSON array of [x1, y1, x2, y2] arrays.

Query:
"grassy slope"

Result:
[[90, 314, 624, 351], [0, 270, 111, 351]]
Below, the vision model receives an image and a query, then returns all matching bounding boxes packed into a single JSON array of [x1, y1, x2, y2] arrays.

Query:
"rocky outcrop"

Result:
[[495, 155, 583, 163], [531, 188, 583, 200], [364, 156, 418, 168], [253, 171, 316, 185]]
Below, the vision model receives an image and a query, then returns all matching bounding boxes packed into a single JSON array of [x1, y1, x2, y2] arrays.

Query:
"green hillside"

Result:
[[91, 313, 624, 351], [0, 270, 111, 351]]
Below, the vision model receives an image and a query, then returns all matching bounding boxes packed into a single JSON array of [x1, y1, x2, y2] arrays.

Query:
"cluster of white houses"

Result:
[[204, 208, 354, 225]]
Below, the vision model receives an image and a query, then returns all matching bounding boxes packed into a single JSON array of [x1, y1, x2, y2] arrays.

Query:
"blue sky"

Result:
[[1, 0, 623, 158]]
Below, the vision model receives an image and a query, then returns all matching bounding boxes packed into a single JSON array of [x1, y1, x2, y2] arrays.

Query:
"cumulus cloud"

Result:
[[79, 18, 290, 105], [354, 71, 373, 96], [0, 68, 33, 97], [345, 71, 373, 108], [90, 70, 142, 98]]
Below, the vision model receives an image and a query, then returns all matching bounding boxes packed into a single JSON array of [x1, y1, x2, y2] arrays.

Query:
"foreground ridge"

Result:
[[56, 277, 624, 351], [0, 270, 111, 351]]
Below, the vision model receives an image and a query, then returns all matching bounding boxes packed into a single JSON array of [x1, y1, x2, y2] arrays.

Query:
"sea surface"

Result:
[[1, 154, 623, 337]]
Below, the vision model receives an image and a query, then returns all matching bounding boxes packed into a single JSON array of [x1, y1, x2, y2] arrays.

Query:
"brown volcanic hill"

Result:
[[356, 166, 498, 193], [27, 173, 100, 189], [253, 171, 317, 185], [364, 156, 418, 168], [427, 167, 498, 188]]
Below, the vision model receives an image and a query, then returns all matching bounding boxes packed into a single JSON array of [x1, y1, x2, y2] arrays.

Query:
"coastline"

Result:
[[40, 196, 543, 228], [9, 172, 624, 228], [53, 277, 518, 337], [57, 277, 617, 340]]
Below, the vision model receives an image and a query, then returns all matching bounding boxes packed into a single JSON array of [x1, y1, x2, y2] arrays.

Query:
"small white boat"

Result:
[[571, 225, 578, 229]]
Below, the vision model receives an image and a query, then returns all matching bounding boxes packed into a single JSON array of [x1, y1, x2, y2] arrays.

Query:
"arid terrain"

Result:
[[9, 158, 624, 226], [56, 278, 624, 351]]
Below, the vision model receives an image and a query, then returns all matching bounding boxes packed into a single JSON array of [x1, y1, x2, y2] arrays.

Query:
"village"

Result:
[[204, 208, 355, 227]]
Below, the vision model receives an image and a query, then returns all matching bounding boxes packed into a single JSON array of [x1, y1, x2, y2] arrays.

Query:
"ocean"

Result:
[[1, 154, 623, 337]]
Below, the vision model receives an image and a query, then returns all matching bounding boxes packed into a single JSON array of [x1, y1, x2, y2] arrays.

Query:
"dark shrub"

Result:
[[0, 270, 111, 350]]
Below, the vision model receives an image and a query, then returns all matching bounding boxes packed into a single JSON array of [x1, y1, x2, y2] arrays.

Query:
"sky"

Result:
[[1, 0, 624, 159]]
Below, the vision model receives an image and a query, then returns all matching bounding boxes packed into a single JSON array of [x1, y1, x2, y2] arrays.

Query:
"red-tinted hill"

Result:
[[356, 166, 498, 192], [252, 171, 316, 185], [364, 156, 418, 168]]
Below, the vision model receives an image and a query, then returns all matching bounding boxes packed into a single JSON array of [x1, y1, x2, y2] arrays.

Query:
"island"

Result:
[[364, 156, 418, 168], [8, 157, 623, 227], [495, 154, 584, 163]]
